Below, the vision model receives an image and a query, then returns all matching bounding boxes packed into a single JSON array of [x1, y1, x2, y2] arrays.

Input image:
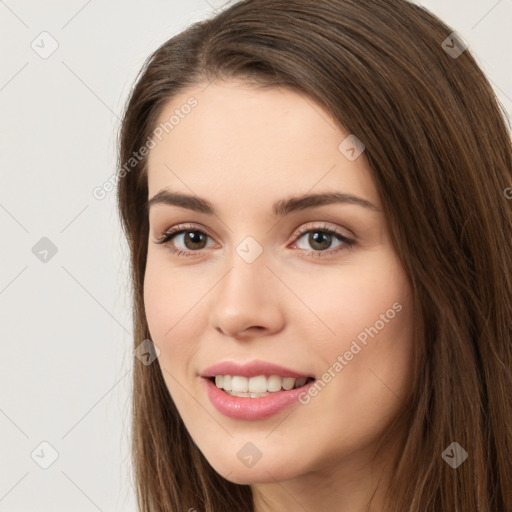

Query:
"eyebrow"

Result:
[[146, 189, 379, 216]]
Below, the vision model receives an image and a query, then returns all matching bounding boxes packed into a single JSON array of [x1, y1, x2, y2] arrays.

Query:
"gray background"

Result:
[[0, 0, 510, 510]]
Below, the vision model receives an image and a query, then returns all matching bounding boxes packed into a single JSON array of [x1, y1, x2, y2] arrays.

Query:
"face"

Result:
[[144, 80, 414, 488]]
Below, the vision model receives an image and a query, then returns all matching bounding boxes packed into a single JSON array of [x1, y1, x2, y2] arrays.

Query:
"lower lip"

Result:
[[202, 377, 315, 420]]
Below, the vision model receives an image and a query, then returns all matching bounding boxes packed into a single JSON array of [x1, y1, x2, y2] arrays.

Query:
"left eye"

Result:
[[293, 226, 355, 254], [155, 223, 356, 257]]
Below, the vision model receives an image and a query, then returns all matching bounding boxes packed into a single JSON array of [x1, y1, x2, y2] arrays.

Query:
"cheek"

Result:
[[143, 264, 168, 335], [143, 266, 169, 343], [310, 254, 414, 395], [304, 259, 410, 347], [143, 256, 198, 340], [143, 257, 208, 378], [143, 263, 185, 375], [143, 265, 199, 410], [297, 275, 414, 460]]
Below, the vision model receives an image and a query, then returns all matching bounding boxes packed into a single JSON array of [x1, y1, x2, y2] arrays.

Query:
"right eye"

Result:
[[155, 224, 215, 257]]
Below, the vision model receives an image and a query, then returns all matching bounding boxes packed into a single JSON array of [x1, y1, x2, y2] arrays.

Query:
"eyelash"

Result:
[[154, 223, 356, 259]]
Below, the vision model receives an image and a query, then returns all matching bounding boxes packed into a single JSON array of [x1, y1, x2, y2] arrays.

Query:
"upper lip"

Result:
[[201, 359, 314, 379]]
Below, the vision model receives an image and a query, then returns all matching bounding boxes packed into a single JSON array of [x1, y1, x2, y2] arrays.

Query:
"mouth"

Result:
[[201, 360, 317, 418], [206, 375, 316, 398], [203, 374, 317, 419]]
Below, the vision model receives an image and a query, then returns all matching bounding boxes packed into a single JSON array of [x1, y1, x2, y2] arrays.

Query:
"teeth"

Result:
[[296, 377, 307, 387], [223, 375, 232, 391], [267, 375, 282, 392], [213, 374, 311, 394], [249, 375, 267, 393], [225, 390, 271, 398], [282, 377, 295, 390], [231, 376, 248, 392]]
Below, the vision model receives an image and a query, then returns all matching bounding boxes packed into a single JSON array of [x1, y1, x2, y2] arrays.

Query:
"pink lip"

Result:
[[201, 359, 313, 379], [202, 377, 316, 420]]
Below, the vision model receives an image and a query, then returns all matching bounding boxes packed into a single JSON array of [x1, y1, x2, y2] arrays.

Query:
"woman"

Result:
[[116, 0, 512, 510]]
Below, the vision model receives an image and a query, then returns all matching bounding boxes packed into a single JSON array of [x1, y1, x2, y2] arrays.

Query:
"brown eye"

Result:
[[177, 230, 208, 250], [155, 223, 356, 258], [292, 224, 356, 257], [155, 224, 214, 256]]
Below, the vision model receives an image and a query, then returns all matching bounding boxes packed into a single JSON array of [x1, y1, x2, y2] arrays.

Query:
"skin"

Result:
[[144, 80, 415, 512]]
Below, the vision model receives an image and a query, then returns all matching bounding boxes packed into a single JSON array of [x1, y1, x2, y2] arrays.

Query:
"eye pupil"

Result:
[[309, 231, 332, 250], [185, 231, 207, 249]]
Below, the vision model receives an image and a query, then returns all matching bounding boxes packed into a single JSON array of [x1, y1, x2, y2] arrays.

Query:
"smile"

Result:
[[201, 360, 316, 419], [211, 374, 314, 397]]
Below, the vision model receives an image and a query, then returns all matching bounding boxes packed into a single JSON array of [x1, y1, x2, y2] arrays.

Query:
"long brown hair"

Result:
[[116, 0, 512, 510]]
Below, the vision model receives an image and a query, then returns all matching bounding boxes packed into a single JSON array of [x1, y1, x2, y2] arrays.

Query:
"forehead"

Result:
[[146, 80, 380, 211]]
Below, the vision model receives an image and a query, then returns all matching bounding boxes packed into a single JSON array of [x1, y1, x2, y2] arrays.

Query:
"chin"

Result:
[[205, 449, 304, 485], [217, 466, 290, 485]]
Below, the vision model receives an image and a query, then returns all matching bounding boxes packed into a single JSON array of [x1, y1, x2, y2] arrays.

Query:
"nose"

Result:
[[209, 255, 285, 340]]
